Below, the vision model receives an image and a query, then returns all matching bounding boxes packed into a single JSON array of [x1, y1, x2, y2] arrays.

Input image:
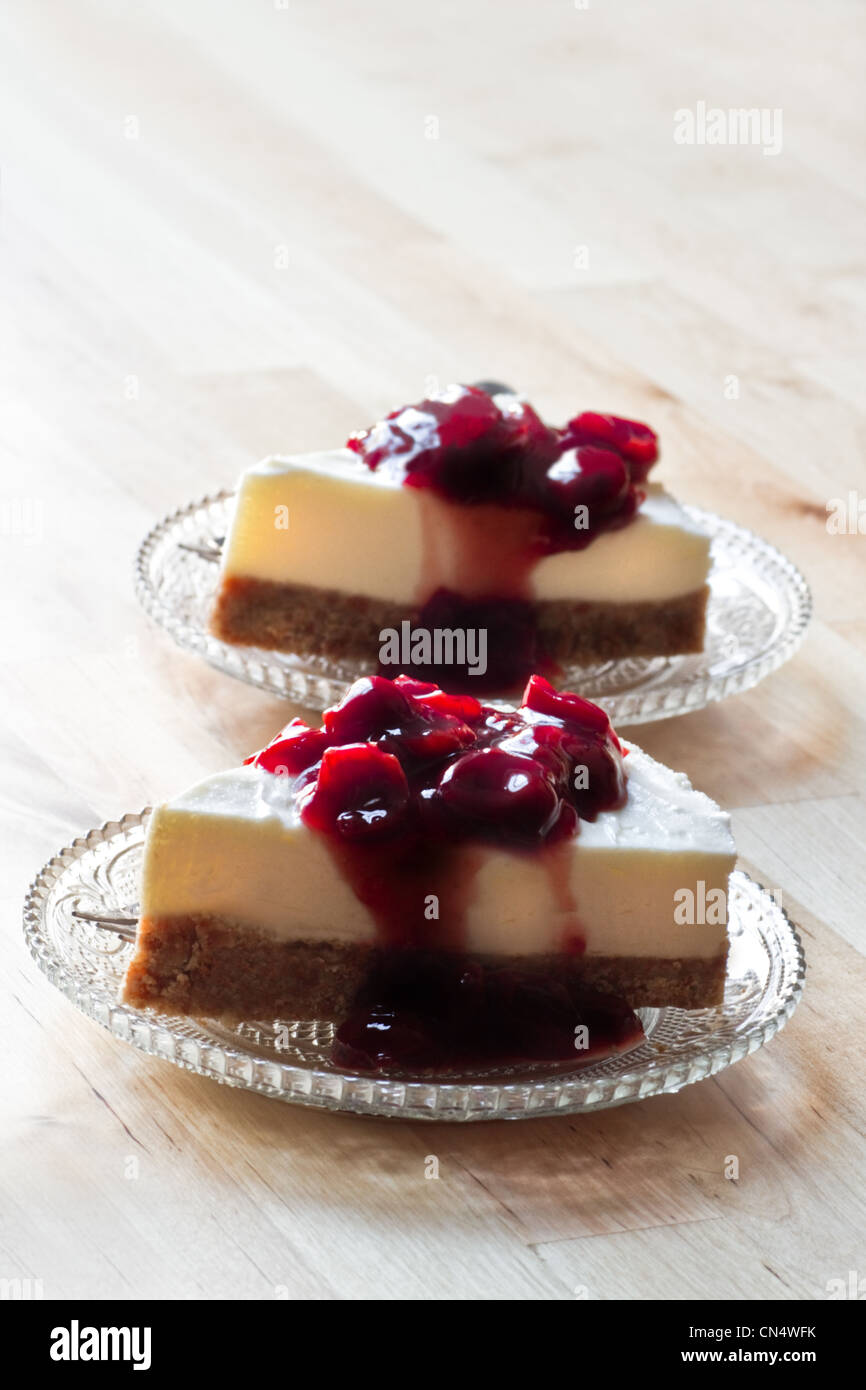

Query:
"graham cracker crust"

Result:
[[537, 588, 708, 661], [211, 576, 708, 667], [123, 914, 727, 1023], [123, 917, 368, 1022]]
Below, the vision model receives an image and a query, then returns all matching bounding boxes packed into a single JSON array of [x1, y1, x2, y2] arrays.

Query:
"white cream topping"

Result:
[[218, 450, 710, 604], [141, 746, 735, 961]]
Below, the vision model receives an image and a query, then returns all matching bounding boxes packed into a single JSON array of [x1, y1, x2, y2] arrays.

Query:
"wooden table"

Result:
[[2, 0, 864, 1301]]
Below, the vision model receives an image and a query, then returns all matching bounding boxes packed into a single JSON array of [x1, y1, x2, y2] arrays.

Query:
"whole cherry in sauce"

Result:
[[562, 410, 659, 483], [300, 744, 410, 841]]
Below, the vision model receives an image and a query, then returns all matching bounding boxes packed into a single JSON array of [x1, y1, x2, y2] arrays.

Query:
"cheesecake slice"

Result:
[[211, 385, 710, 693], [123, 675, 736, 1071]]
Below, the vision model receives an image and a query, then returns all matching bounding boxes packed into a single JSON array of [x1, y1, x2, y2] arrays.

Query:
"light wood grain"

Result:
[[2, 0, 865, 1301]]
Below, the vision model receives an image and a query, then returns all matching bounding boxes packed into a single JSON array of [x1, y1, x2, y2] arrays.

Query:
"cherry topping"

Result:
[[244, 676, 639, 1071], [323, 675, 415, 744], [347, 385, 560, 503], [348, 385, 503, 473], [348, 390, 664, 694], [519, 677, 626, 819], [246, 719, 330, 777], [545, 445, 630, 521], [437, 747, 561, 844], [523, 673, 613, 738], [256, 676, 625, 839], [300, 744, 409, 841], [348, 385, 658, 548], [348, 389, 662, 692], [252, 677, 627, 947], [393, 675, 440, 697], [246, 674, 636, 1076], [562, 411, 659, 483], [333, 1005, 447, 1072], [324, 674, 475, 764], [403, 683, 484, 724], [533, 722, 626, 821], [333, 953, 643, 1074], [570, 737, 627, 821]]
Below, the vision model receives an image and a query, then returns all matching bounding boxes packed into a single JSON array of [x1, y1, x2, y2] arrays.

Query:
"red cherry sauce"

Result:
[[347, 386, 659, 692], [247, 674, 641, 1072], [331, 957, 640, 1074]]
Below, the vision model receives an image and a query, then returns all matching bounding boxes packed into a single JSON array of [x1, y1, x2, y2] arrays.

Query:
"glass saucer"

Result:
[[134, 493, 811, 723], [23, 813, 805, 1122]]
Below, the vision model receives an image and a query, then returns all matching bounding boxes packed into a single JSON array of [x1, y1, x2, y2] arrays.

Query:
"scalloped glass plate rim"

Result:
[[23, 811, 806, 1122], [134, 492, 812, 724]]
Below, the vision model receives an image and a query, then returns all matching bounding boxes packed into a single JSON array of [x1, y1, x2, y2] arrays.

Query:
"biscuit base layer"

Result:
[[211, 577, 708, 673], [123, 914, 728, 1023]]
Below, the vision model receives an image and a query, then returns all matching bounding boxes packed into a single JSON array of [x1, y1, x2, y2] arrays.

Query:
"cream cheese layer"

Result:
[[219, 451, 710, 605], [141, 746, 735, 961]]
